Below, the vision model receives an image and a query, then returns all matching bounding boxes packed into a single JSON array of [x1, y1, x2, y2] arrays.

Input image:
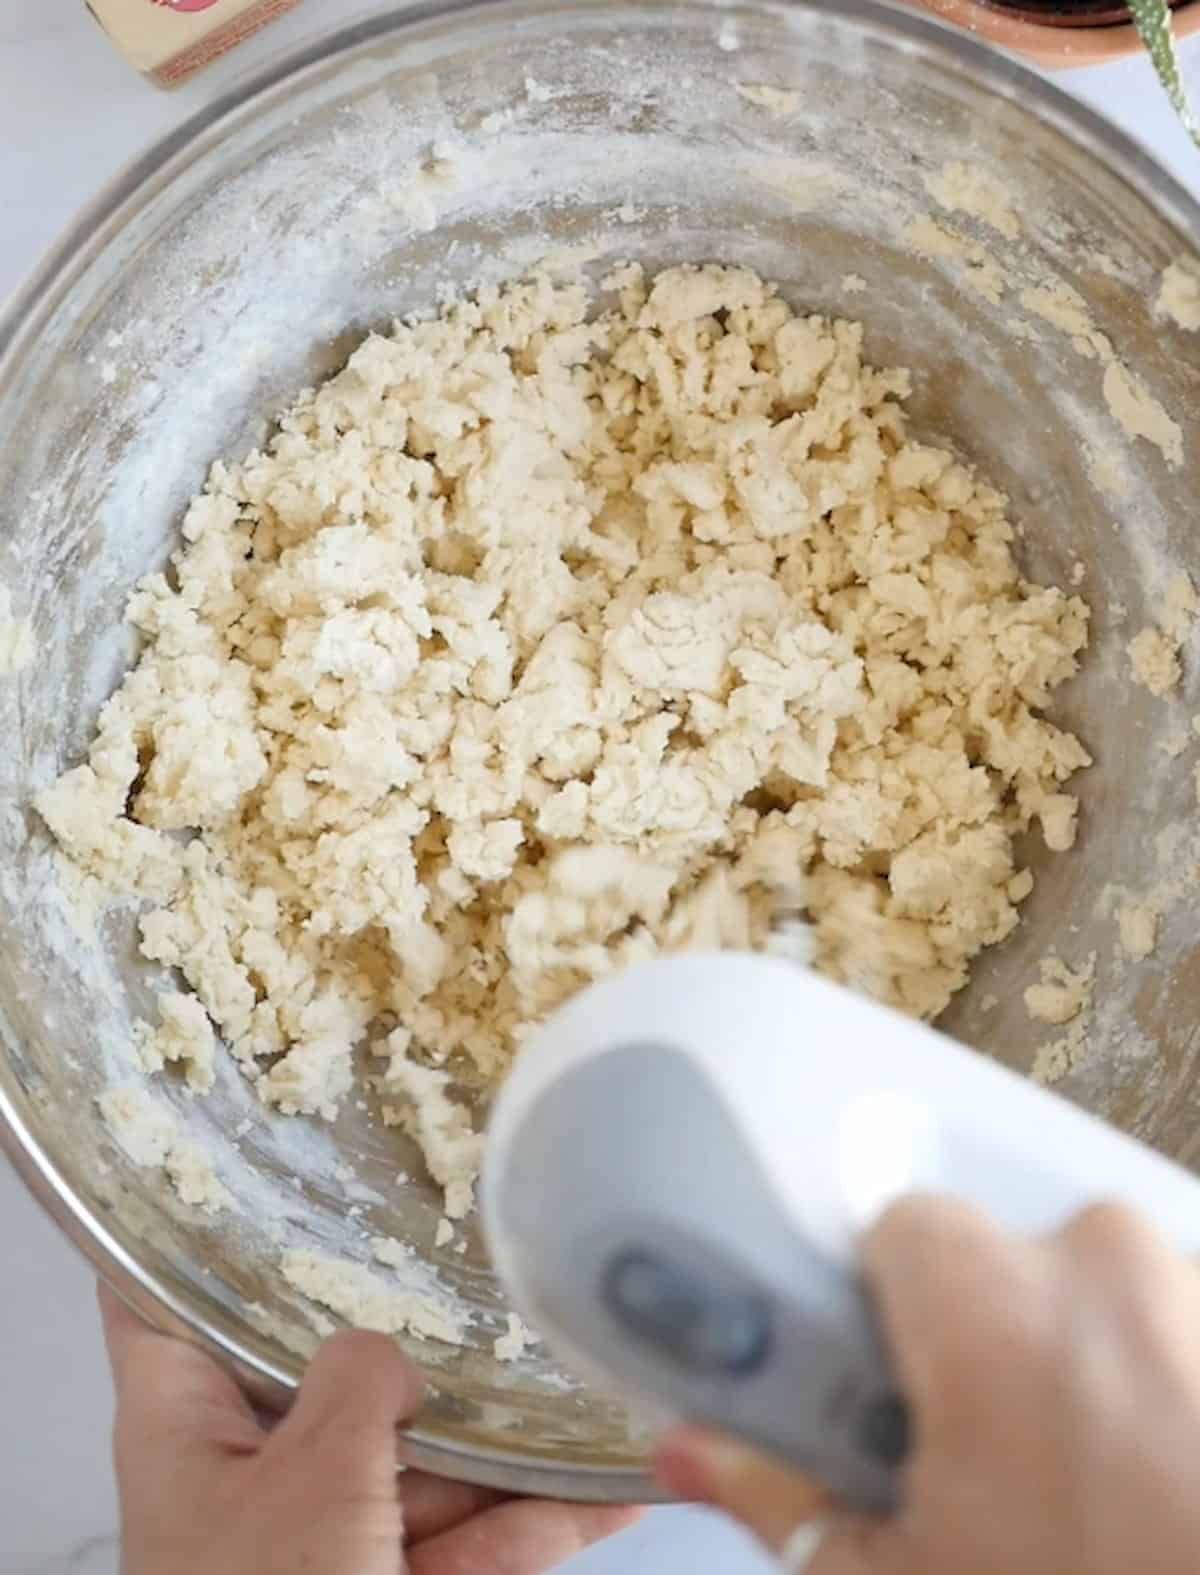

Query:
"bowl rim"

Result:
[[2, 0, 1200, 1502]]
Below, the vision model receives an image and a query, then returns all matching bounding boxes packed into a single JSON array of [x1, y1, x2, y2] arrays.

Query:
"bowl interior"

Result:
[[2, 0, 1200, 1494]]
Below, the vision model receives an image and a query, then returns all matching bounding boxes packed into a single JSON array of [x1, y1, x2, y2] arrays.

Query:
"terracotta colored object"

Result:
[[86, 0, 302, 86], [901, 0, 1200, 66]]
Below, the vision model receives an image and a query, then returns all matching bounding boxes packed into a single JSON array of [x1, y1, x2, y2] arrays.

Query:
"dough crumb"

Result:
[[1102, 362, 1183, 469], [1024, 954, 1095, 1026], [923, 161, 1020, 239], [1129, 627, 1182, 697], [371, 1237, 413, 1268], [98, 1087, 230, 1213], [434, 1218, 454, 1248], [1019, 284, 1181, 467], [1020, 283, 1110, 360], [381, 1056, 482, 1221], [1028, 954, 1095, 1085], [99, 1086, 177, 1168], [841, 273, 867, 295], [494, 1312, 538, 1363], [1162, 572, 1199, 640], [134, 992, 217, 1094], [1038, 794, 1078, 854], [281, 1249, 466, 1345], [1031, 1018, 1089, 1087], [735, 83, 800, 115], [1128, 576, 1196, 697], [1117, 904, 1159, 962], [1157, 258, 1200, 331], [166, 1140, 234, 1213], [906, 218, 1005, 303]]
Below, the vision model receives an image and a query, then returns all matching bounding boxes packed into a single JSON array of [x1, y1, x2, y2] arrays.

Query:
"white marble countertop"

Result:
[[1, 6, 1197, 1573]]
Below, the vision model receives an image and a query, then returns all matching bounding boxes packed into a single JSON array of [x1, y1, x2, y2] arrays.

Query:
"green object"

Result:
[[1130, 0, 1200, 148]]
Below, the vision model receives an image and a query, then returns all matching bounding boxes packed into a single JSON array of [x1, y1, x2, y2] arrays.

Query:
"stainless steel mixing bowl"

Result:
[[2, 0, 1200, 1502]]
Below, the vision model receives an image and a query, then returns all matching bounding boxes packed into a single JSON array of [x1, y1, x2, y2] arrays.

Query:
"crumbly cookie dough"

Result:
[[1117, 904, 1159, 963], [134, 991, 217, 1093], [1128, 573, 1198, 697], [493, 1312, 538, 1363], [1025, 954, 1095, 1027], [1031, 1018, 1090, 1089], [906, 218, 1006, 305], [281, 1248, 466, 1344], [923, 161, 1021, 241], [1157, 259, 1200, 332], [1027, 953, 1095, 1088], [1018, 282, 1182, 468], [1128, 627, 1182, 697], [99, 1087, 232, 1214], [39, 264, 1090, 1221]]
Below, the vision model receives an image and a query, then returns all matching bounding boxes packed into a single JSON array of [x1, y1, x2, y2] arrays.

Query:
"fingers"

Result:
[[396, 1471, 510, 1541], [655, 1430, 877, 1573], [651, 1205, 1048, 1570], [268, 1329, 425, 1489], [407, 1499, 642, 1575], [1055, 1203, 1200, 1395], [862, 1196, 1200, 1483], [861, 1196, 1052, 1438], [98, 1281, 263, 1464], [1058, 1201, 1185, 1286], [656, 1427, 828, 1547]]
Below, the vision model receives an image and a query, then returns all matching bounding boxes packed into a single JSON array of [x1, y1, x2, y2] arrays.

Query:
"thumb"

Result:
[[267, 1329, 426, 1489], [655, 1427, 829, 1550]]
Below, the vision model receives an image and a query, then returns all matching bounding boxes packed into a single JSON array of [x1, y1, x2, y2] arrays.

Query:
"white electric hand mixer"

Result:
[[482, 953, 1200, 1513]]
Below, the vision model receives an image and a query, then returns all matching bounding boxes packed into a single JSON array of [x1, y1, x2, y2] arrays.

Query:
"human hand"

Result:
[[100, 1283, 640, 1575], [655, 1198, 1200, 1575]]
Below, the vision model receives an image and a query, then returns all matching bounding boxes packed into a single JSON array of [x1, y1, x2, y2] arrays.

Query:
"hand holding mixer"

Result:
[[482, 953, 1200, 1513]]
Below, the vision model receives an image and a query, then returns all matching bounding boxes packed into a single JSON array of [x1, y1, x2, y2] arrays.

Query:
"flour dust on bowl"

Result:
[[2, 0, 1200, 1503]]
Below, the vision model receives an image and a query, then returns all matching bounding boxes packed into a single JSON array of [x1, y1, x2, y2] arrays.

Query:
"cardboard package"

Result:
[[87, 0, 303, 88]]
